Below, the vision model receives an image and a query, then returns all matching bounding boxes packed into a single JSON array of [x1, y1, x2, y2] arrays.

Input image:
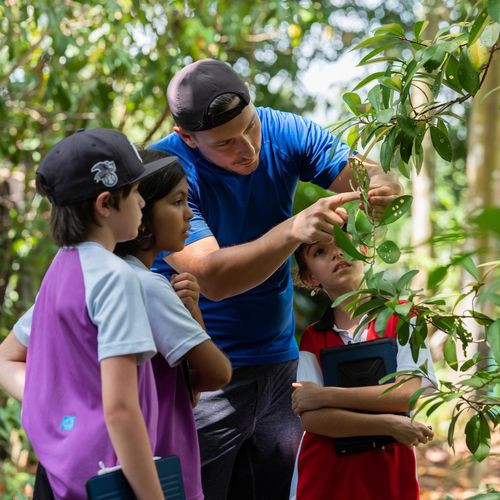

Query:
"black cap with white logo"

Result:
[[37, 128, 178, 206]]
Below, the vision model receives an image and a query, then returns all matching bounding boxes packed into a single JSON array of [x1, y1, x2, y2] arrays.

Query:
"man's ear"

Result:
[[174, 126, 197, 149], [94, 191, 111, 218]]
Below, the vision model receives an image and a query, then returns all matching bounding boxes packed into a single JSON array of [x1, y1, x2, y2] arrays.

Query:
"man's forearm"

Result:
[[168, 191, 358, 301], [170, 218, 299, 301]]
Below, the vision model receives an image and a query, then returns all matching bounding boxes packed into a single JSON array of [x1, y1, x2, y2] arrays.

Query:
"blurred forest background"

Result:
[[0, 0, 499, 498]]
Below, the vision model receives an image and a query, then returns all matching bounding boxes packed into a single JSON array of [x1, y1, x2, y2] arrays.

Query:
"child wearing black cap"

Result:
[[0, 129, 173, 499], [289, 235, 436, 500]]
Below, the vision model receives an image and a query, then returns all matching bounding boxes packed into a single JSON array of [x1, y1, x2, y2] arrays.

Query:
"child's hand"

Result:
[[292, 381, 325, 415], [388, 415, 434, 449], [171, 272, 201, 315]]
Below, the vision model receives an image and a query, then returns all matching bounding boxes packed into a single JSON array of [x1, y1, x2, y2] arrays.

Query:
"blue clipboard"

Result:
[[320, 337, 403, 455], [86, 456, 186, 499]]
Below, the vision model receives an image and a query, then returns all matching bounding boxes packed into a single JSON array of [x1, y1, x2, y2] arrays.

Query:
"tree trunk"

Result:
[[462, 48, 500, 488]]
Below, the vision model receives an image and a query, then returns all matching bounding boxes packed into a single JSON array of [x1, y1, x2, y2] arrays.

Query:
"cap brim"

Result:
[[135, 155, 179, 183]]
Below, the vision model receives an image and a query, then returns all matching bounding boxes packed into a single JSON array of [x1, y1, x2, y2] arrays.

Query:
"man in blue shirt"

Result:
[[151, 58, 402, 500]]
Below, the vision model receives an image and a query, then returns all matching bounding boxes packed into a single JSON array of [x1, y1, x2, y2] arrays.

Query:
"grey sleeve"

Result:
[[12, 305, 34, 347]]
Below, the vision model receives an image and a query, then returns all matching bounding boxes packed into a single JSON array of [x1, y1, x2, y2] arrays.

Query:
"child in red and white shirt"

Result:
[[290, 234, 436, 500]]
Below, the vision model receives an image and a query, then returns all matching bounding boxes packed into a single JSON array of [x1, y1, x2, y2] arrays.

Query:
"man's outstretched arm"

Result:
[[166, 191, 360, 301]]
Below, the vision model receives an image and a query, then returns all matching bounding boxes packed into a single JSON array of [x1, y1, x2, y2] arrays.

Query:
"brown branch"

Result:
[[142, 106, 171, 145], [0, 35, 45, 89]]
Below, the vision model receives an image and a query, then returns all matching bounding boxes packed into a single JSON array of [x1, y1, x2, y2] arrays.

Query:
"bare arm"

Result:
[[300, 409, 433, 448], [166, 191, 360, 300], [0, 332, 27, 401], [101, 355, 163, 500], [292, 377, 422, 414], [186, 340, 231, 392], [170, 272, 232, 391]]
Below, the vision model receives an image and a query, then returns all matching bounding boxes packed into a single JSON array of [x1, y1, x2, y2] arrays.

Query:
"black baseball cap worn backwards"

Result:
[[167, 58, 251, 132], [37, 128, 178, 206]]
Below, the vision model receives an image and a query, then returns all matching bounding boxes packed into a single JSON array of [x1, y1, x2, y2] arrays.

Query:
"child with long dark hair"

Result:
[[289, 232, 436, 500], [115, 150, 231, 500]]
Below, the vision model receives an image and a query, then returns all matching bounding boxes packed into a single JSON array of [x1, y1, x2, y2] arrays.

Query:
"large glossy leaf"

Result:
[[457, 50, 480, 95], [376, 240, 401, 263], [333, 225, 368, 262], [378, 195, 413, 226], [443, 336, 458, 370], [343, 92, 362, 115], [430, 125, 453, 161]]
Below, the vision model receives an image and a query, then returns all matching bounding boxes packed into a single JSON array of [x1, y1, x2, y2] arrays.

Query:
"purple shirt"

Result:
[[21, 243, 158, 499]]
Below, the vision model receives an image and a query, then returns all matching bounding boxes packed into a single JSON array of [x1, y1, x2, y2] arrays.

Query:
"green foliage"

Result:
[[325, 0, 500, 461]]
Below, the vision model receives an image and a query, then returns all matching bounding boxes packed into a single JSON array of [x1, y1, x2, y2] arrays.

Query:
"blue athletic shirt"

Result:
[[150, 107, 350, 366]]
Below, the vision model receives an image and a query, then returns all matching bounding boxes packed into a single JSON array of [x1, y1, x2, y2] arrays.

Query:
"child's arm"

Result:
[[171, 272, 232, 391], [186, 340, 232, 392], [299, 408, 433, 448], [292, 377, 421, 414], [101, 355, 163, 500], [0, 332, 27, 401]]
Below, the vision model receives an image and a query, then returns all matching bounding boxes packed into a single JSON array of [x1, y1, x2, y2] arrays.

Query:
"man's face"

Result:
[[177, 104, 262, 175]]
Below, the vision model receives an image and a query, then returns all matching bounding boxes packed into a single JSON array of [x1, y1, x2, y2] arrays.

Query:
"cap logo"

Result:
[[91, 160, 118, 188]]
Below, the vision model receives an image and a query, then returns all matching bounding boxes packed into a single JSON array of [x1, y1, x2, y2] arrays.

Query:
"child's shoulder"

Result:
[[76, 242, 142, 290]]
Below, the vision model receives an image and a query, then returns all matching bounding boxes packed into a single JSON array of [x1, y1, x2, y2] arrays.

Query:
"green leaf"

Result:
[[461, 255, 480, 280], [465, 414, 491, 461], [405, 386, 426, 409], [359, 42, 400, 65], [396, 270, 419, 291], [444, 54, 465, 93], [333, 225, 368, 262], [343, 92, 362, 115], [413, 20, 429, 40], [448, 412, 458, 449], [376, 108, 395, 124], [397, 319, 411, 345], [488, 0, 500, 22], [443, 336, 458, 370], [396, 116, 419, 139], [457, 50, 481, 95], [468, 9, 489, 44], [354, 209, 373, 235], [471, 206, 500, 236], [487, 320, 500, 365], [378, 195, 413, 225], [373, 23, 405, 37], [394, 301, 412, 316], [377, 240, 401, 263], [399, 132, 414, 164], [347, 124, 359, 148], [430, 125, 453, 161], [352, 72, 386, 91], [462, 376, 485, 388], [331, 289, 374, 308], [380, 127, 397, 172], [352, 298, 386, 318], [426, 401, 444, 417], [375, 307, 393, 336], [351, 34, 397, 51]]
